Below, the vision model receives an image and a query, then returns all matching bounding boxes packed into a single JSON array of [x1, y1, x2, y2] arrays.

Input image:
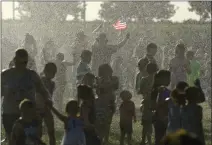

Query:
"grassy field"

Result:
[[1, 98, 211, 145]]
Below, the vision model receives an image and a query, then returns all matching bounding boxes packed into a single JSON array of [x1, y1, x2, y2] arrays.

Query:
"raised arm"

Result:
[[111, 33, 130, 52], [63, 61, 75, 66], [92, 23, 103, 34]]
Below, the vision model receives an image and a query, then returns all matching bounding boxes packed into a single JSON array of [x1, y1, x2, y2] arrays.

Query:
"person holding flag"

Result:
[[91, 19, 130, 76]]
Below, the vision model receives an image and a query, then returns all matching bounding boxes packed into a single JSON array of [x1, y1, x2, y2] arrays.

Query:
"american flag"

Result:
[[113, 19, 127, 30]]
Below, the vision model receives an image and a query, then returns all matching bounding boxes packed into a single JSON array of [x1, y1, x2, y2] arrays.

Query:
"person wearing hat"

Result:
[[91, 32, 130, 76]]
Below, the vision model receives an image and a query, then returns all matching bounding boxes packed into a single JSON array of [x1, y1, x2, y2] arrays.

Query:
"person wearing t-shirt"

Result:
[[186, 50, 201, 86], [169, 43, 191, 89]]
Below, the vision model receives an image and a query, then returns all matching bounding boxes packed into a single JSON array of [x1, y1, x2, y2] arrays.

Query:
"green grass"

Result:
[[1, 99, 211, 145]]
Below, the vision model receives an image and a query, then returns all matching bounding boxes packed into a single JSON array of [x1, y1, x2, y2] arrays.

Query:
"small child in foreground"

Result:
[[11, 99, 45, 145], [119, 90, 136, 145], [49, 100, 86, 145]]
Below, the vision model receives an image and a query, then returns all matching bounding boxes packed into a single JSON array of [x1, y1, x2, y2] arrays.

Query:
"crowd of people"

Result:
[[1, 30, 209, 145]]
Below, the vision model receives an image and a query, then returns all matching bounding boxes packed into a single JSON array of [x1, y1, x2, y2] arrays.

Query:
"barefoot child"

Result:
[[50, 100, 86, 145], [139, 63, 158, 145], [11, 99, 45, 145], [119, 90, 136, 145]]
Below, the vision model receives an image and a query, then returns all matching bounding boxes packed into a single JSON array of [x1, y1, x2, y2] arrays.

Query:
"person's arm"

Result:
[[185, 59, 191, 74], [135, 73, 140, 94], [132, 102, 136, 122], [1, 71, 5, 98], [33, 71, 52, 103], [112, 76, 119, 90], [11, 122, 23, 145], [197, 106, 203, 122], [50, 106, 67, 122], [63, 61, 75, 66], [81, 104, 93, 128], [92, 23, 103, 34], [138, 78, 145, 95], [110, 33, 130, 52], [194, 79, 205, 103]]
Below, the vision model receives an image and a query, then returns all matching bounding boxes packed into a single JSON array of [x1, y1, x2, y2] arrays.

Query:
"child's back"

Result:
[[120, 100, 135, 126], [181, 104, 203, 135], [62, 117, 85, 145]]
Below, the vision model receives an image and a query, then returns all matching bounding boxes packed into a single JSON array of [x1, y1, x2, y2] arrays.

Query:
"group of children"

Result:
[[133, 43, 206, 145], [3, 38, 207, 145]]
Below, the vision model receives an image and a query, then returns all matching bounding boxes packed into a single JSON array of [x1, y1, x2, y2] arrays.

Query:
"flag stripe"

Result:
[[113, 20, 127, 30]]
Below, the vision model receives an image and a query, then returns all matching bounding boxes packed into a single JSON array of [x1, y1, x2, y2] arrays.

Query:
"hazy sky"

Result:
[[2, 2, 200, 22]]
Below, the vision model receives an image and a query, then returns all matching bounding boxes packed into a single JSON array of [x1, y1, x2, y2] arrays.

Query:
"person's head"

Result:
[[81, 50, 92, 63], [120, 90, 132, 101], [56, 53, 64, 61], [96, 33, 108, 45], [146, 62, 158, 75], [146, 43, 157, 57], [176, 81, 189, 94], [77, 85, 94, 101], [19, 99, 36, 120], [162, 129, 202, 145], [186, 51, 194, 60], [76, 31, 86, 41], [14, 49, 28, 69], [156, 70, 171, 87], [138, 58, 149, 72], [65, 100, 79, 116], [175, 43, 186, 57], [171, 89, 186, 106], [98, 64, 113, 77], [25, 33, 34, 45], [185, 87, 200, 104], [43, 62, 57, 79], [81, 73, 95, 87]]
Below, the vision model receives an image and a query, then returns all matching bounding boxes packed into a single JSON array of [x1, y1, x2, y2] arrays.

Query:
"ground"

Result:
[[1, 97, 211, 145]]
